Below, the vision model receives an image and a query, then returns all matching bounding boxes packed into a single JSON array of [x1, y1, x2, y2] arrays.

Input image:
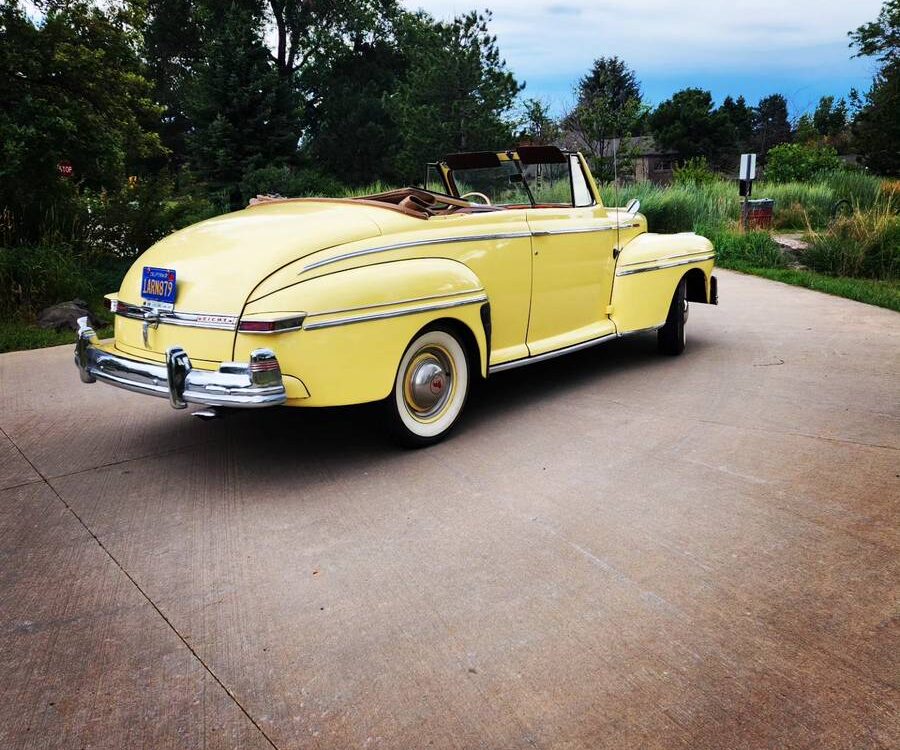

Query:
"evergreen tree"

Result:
[[753, 94, 792, 156], [306, 38, 405, 185], [143, 0, 204, 165], [813, 96, 849, 138], [648, 88, 733, 168], [185, 1, 298, 205], [388, 11, 522, 181], [720, 95, 754, 154]]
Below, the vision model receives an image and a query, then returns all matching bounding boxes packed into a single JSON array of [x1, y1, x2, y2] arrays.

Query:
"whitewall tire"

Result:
[[386, 328, 470, 447]]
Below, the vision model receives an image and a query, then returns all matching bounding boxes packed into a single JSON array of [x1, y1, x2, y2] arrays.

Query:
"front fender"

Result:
[[611, 233, 715, 333], [237, 258, 489, 406]]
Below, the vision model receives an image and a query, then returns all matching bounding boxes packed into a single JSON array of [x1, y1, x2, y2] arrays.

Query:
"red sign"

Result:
[[57, 161, 73, 178]]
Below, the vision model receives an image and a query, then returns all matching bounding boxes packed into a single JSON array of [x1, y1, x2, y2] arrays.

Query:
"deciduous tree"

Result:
[[0, 0, 165, 242], [564, 56, 644, 180], [849, 0, 900, 175]]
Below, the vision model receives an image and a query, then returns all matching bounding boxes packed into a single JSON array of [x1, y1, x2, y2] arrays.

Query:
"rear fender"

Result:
[[237, 258, 489, 406]]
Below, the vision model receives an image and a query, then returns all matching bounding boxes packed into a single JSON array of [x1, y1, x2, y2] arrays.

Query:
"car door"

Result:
[[525, 204, 617, 357]]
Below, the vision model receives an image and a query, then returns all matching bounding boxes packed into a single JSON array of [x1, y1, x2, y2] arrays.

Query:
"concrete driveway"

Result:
[[1, 270, 898, 749]]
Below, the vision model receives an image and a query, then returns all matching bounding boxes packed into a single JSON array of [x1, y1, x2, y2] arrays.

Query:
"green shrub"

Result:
[[0, 245, 129, 318], [764, 143, 842, 183], [673, 157, 716, 186], [806, 204, 900, 279]]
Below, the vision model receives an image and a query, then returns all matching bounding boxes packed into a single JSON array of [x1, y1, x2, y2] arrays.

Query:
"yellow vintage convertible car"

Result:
[[75, 146, 717, 446]]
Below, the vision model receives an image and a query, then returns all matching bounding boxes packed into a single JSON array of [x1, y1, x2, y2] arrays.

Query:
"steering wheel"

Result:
[[460, 191, 492, 206]]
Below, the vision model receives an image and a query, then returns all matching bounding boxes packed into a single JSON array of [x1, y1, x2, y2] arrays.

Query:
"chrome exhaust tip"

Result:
[[192, 407, 222, 421]]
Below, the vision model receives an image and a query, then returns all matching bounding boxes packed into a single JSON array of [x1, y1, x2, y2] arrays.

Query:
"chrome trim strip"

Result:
[[115, 302, 238, 331], [615, 253, 716, 277], [303, 295, 488, 330], [306, 288, 486, 319], [619, 250, 715, 268], [489, 332, 618, 373], [303, 233, 532, 273], [618, 324, 665, 337], [531, 226, 615, 237]]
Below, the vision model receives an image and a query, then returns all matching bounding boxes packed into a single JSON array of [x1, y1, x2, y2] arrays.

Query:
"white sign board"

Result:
[[740, 153, 757, 181]]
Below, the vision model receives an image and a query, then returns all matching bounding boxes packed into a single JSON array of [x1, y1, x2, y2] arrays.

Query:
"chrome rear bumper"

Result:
[[74, 317, 286, 409]]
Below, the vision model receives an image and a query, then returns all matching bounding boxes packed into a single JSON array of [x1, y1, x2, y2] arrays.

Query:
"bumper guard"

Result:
[[75, 317, 286, 409]]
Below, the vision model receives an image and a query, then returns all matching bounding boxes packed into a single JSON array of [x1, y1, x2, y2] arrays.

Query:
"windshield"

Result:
[[446, 157, 586, 207], [450, 161, 532, 205]]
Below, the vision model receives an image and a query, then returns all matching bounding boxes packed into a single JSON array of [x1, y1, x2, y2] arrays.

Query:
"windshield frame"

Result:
[[436, 148, 591, 208]]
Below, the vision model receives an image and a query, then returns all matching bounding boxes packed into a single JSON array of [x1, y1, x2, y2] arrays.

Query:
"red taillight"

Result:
[[238, 315, 305, 333], [238, 320, 277, 332]]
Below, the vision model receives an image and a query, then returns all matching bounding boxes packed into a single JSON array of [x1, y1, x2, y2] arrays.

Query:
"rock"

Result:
[[36, 300, 97, 332], [773, 235, 810, 251]]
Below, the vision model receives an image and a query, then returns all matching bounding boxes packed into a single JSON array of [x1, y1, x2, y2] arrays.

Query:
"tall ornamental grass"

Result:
[[600, 181, 739, 234], [805, 202, 900, 280]]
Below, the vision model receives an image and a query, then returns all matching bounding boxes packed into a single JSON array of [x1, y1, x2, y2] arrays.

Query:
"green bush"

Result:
[[764, 143, 843, 183], [673, 157, 716, 186], [0, 245, 129, 318]]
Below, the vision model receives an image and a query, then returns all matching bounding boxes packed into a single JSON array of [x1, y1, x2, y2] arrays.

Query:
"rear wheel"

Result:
[[385, 328, 470, 448], [658, 278, 688, 356]]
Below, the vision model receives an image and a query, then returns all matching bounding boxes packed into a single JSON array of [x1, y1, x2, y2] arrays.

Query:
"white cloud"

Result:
[[401, 0, 883, 103]]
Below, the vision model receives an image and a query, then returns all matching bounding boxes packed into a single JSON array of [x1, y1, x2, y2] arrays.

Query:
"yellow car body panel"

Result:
[[98, 151, 716, 410]]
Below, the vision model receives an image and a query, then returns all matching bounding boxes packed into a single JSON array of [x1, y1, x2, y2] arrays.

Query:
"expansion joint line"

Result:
[[0, 425, 281, 750]]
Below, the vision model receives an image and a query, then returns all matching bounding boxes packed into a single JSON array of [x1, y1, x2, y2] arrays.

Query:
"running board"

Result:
[[488, 326, 663, 375]]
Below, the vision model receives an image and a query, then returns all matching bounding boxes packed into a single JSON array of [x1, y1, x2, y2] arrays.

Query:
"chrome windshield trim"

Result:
[[303, 295, 488, 330], [305, 288, 486, 319], [615, 253, 716, 277], [115, 302, 238, 330], [489, 332, 618, 373], [302, 232, 533, 273]]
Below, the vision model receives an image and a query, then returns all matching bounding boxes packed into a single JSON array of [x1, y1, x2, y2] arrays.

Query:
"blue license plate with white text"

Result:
[[141, 266, 177, 310]]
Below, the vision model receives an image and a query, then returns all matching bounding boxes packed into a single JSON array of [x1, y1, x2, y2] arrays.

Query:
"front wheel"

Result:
[[385, 328, 470, 448], [658, 278, 688, 356]]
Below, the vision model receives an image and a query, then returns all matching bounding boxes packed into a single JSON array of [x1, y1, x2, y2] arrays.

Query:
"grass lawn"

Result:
[[720, 262, 900, 313], [0, 320, 114, 354]]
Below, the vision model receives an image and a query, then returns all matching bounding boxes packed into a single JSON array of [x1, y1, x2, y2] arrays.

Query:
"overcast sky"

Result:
[[401, 0, 884, 116]]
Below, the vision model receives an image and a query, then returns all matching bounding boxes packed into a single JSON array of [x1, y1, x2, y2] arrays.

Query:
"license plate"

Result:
[[141, 266, 177, 311]]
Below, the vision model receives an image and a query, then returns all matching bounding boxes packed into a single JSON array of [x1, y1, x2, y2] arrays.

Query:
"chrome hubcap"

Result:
[[403, 347, 454, 419]]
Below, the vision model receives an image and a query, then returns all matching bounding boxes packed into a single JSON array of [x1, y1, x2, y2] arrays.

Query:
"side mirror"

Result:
[[625, 198, 641, 214]]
